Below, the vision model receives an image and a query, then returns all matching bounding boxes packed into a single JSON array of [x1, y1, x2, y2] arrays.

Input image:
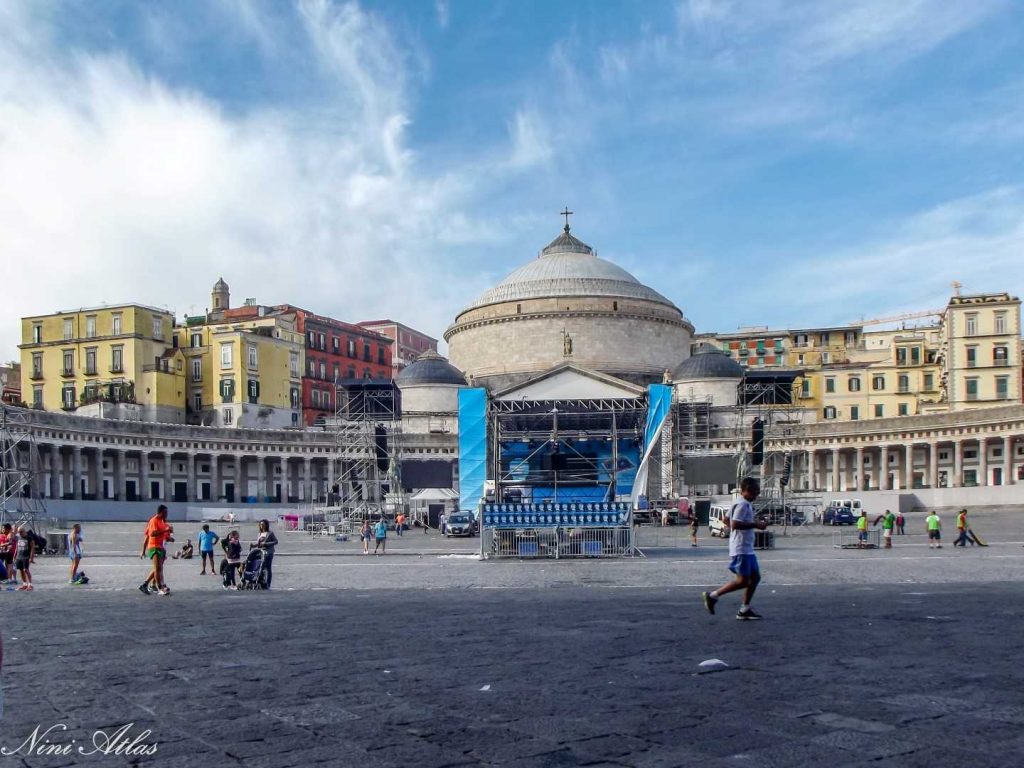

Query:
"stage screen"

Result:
[[499, 437, 639, 502]]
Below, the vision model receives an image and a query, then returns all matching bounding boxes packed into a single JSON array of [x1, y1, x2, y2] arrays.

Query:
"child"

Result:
[[220, 530, 242, 589], [14, 526, 34, 591]]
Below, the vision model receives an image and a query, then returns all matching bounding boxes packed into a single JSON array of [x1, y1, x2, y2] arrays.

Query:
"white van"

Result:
[[709, 504, 732, 538]]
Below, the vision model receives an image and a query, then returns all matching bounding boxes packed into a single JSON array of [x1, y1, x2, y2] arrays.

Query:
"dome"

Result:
[[396, 350, 467, 386], [673, 349, 743, 380], [213, 277, 229, 291], [460, 227, 678, 313]]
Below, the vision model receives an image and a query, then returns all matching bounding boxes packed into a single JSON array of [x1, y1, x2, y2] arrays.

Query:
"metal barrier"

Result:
[[482, 526, 635, 559], [832, 528, 881, 549]]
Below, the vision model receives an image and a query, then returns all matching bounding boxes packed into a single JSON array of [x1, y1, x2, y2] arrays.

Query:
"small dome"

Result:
[[673, 349, 743, 380], [396, 350, 467, 386], [213, 277, 229, 291]]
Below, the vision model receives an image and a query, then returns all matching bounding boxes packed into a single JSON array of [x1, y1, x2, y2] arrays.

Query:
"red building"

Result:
[[278, 306, 394, 426], [358, 319, 438, 378]]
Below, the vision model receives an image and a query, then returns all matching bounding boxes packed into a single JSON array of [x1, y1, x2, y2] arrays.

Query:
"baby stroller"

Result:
[[238, 547, 269, 590]]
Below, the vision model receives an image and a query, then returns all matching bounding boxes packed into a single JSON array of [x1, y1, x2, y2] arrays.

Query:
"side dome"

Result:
[[673, 349, 744, 380], [213, 277, 229, 291], [396, 350, 467, 386]]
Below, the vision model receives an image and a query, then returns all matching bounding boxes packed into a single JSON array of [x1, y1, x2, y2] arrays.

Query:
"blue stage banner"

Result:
[[481, 501, 632, 529], [631, 384, 673, 508], [458, 388, 488, 514]]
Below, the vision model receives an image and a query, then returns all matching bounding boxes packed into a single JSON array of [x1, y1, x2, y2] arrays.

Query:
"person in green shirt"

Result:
[[925, 511, 942, 549], [873, 510, 896, 549], [856, 511, 869, 547]]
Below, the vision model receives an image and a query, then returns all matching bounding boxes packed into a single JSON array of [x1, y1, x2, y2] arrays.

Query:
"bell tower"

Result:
[[211, 277, 230, 311]]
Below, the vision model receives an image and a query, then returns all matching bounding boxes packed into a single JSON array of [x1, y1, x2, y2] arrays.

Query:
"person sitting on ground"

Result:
[[172, 539, 194, 560]]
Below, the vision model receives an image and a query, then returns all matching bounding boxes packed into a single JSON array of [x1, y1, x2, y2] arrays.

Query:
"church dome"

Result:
[[396, 350, 467, 386], [673, 349, 743, 380], [213, 277, 229, 291], [460, 227, 677, 313]]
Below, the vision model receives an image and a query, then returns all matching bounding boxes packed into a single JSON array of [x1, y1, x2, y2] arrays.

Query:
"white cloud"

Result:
[[506, 109, 553, 170]]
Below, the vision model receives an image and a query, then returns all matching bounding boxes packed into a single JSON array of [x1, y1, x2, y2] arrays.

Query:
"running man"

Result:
[[139, 505, 174, 595], [925, 510, 942, 549], [702, 477, 767, 620], [197, 524, 220, 574]]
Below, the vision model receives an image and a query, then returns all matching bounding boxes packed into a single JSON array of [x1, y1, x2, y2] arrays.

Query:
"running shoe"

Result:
[[736, 609, 762, 621], [702, 591, 717, 615], [158, 587, 171, 596], [17, 584, 29, 591], [138, 583, 152, 595]]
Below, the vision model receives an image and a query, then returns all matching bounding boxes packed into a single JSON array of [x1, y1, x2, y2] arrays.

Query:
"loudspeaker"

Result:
[[374, 425, 388, 471], [780, 453, 792, 487], [750, 418, 764, 466]]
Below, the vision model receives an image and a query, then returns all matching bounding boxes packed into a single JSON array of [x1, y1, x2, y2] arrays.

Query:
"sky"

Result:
[[2, 0, 1024, 360]]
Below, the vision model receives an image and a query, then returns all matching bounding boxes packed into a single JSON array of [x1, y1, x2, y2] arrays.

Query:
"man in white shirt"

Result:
[[702, 477, 768, 620]]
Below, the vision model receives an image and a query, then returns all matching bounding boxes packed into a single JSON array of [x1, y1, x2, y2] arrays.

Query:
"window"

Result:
[[62, 350, 74, 376], [378, 347, 385, 365], [85, 316, 96, 338], [111, 314, 122, 335], [826, 378, 836, 393], [323, 389, 331, 410], [996, 376, 1009, 400], [363, 343, 371, 362], [911, 346, 921, 365], [111, 346, 123, 373], [850, 406, 859, 421], [307, 331, 315, 348], [61, 318, 73, 340], [848, 377, 861, 392], [823, 406, 837, 419], [290, 352, 299, 377], [819, 333, 829, 345], [965, 313, 977, 337], [220, 378, 235, 403], [333, 336, 340, 354], [333, 363, 339, 380], [995, 312, 1007, 335], [319, 361, 326, 379], [872, 375, 885, 391], [32, 386, 43, 408], [290, 387, 299, 409], [822, 351, 831, 364], [247, 379, 260, 404], [152, 316, 163, 339], [223, 407, 233, 425], [347, 366, 355, 378], [800, 379, 810, 397], [797, 354, 805, 365], [312, 389, 320, 408], [896, 348, 907, 366], [348, 339, 355, 357], [220, 343, 233, 369], [845, 331, 856, 346], [898, 374, 909, 393], [966, 377, 979, 402], [61, 385, 76, 409], [994, 346, 1009, 367], [874, 404, 884, 418], [192, 393, 202, 412], [247, 345, 258, 369], [898, 403, 909, 416], [966, 346, 977, 368], [923, 373, 934, 391], [319, 333, 325, 350], [363, 368, 371, 379], [308, 359, 316, 377], [794, 334, 808, 347], [31, 353, 42, 378], [85, 348, 97, 375], [32, 323, 42, 343], [190, 333, 202, 348], [191, 359, 202, 382]]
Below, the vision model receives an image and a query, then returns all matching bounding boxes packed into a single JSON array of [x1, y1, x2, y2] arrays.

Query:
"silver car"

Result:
[[445, 512, 477, 537]]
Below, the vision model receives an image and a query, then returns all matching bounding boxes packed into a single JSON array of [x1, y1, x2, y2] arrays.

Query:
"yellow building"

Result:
[[20, 305, 185, 422], [943, 293, 1020, 410]]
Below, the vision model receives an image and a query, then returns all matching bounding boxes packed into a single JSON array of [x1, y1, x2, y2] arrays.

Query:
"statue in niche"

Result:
[[562, 330, 573, 357]]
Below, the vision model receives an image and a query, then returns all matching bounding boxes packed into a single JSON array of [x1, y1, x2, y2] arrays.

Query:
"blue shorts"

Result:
[[728, 554, 760, 578]]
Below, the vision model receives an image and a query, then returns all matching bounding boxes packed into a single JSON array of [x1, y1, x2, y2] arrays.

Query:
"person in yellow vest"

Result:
[[856, 510, 869, 547], [925, 511, 942, 549], [953, 508, 973, 547]]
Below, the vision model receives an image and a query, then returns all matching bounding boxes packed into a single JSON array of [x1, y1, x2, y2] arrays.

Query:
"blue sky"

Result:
[[2, 0, 1023, 359]]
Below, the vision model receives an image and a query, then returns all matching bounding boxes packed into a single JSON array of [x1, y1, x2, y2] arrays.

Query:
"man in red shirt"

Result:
[[139, 505, 174, 595]]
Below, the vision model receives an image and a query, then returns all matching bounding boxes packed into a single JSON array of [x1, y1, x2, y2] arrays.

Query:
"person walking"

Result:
[[198, 524, 220, 574], [0, 523, 15, 586], [439, 511, 447, 536], [373, 517, 387, 555], [360, 519, 371, 555], [396, 513, 405, 537], [926, 510, 942, 549], [895, 512, 906, 535], [139, 504, 174, 595], [953, 508, 973, 547], [255, 520, 278, 590], [660, 507, 670, 527], [220, 530, 242, 589], [13, 527, 34, 591], [701, 477, 768, 620], [67, 524, 84, 583], [872, 510, 896, 549], [688, 505, 699, 547]]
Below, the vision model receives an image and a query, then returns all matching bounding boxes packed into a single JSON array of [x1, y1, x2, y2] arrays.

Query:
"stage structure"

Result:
[[0, 405, 47, 531], [309, 381, 406, 534], [475, 387, 672, 559]]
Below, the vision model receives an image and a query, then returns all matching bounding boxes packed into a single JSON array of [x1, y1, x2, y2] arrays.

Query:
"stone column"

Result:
[[855, 447, 864, 491], [879, 445, 890, 491], [186, 453, 196, 502], [164, 453, 173, 501], [952, 440, 962, 488], [50, 445, 61, 498], [303, 457, 312, 502], [211, 454, 220, 502], [831, 448, 840, 492], [1005, 436, 1015, 486], [72, 446, 83, 500], [930, 442, 939, 489], [114, 449, 125, 501], [140, 451, 150, 502], [256, 455, 266, 502], [904, 444, 914, 490], [978, 438, 988, 487], [234, 455, 243, 500]]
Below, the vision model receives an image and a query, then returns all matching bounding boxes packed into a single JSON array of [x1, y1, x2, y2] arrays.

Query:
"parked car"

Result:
[[445, 512, 477, 537], [759, 504, 805, 526], [823, 504, 856, 525], [709, 504, 731, 538]]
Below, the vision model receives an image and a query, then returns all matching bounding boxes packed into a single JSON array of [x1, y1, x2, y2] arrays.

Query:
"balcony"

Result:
[[993, 359, 1010, 367], [110, 365, 124, 374], [29, 371, 43, 381], [61, 368, 75, 378]]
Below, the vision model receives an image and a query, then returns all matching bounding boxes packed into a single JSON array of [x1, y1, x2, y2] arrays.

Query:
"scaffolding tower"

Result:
[[311, 382, 406, 533], [0, 405, 47, 531]]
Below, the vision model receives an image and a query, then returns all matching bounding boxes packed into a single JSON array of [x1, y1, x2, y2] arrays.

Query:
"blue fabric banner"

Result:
[[458, 388, 488, 514]]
